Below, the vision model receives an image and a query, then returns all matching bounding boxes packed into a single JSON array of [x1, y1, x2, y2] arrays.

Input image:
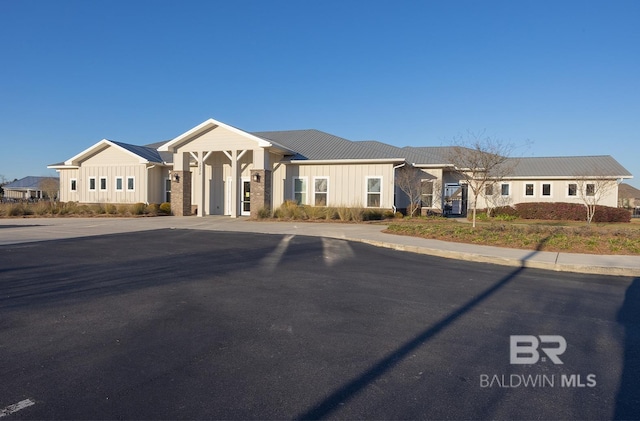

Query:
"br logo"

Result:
[[510, 335, 567, 364]]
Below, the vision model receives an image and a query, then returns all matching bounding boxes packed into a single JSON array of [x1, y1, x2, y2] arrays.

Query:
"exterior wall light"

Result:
[[253, 173, 261, 183], [173, 173, 180, 182]]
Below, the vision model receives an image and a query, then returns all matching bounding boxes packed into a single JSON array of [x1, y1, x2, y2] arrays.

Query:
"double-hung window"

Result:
[[294, 177, 307, 205], [525, 183, 534, 196], [99, 177, 107, 191], [115, 177, 124, 191], [501, 183, 510, 196], [127, 177, 135, 191], [313, 177, 328, 206], [89, 177, 96, 191], [366, 177, 382, 207]]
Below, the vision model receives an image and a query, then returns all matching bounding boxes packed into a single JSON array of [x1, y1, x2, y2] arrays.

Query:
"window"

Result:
[[568, 183, 577, 196], [525, 183, 534, 196], [501, 183, 510, 196], [89, 177, 96, 191], [127, 176, 135, 191], [99, 177, 107, 191], [165, 178, 171, 203], [542, 183, 551, 196], [586, 184, 595, 196], [366, 177, 382, 207], [294, 177, 307, 205], [115, 177, 123, 191], [313, 177, 328, 206], [485, 184, 494, 196], [421, 180, 434, 207], [70, 179, 77, 192]]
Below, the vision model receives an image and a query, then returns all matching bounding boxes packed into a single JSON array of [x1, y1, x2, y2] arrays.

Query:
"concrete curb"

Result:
[[353, 238, 640, 277]]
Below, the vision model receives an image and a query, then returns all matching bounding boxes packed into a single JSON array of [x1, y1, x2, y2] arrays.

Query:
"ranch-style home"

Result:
[[48, 117, 633, 218]]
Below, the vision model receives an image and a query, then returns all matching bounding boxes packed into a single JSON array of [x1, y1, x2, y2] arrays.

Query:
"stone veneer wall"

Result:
[[171, 171, 192, 216], [250, 169, 271, 218]]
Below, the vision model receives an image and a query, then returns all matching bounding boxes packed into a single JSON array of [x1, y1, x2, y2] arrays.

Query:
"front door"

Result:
[[241, 178, 250, 216]]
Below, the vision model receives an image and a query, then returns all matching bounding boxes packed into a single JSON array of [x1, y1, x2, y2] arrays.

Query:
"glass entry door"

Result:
[[241, 179, 250, 216]]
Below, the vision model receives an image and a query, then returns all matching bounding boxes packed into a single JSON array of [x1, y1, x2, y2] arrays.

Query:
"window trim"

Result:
[[99, 177, 107, 191], [164, 178, 172, 203], [70, 178, 77, 192], [500, 183, 510, 196], [293, 176, 308, 205], [115, 176, 124, 192], [524, 182, 535, 197], [126, 176, 135, 192], [88, 177, 96, 192], [312, 176, 329, 207], [567, 183, 578, 197], [586, 183, 595, 196], [365, 176, 383, 208], [541, 183, 552, 197]]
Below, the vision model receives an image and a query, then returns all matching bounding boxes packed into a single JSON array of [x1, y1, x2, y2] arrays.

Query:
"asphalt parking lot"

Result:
[[1, 228, 639, 419]]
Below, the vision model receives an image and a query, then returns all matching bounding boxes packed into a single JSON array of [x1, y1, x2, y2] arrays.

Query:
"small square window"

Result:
[[501, 184, 510, 196], [542, 184, 551, 196], [586, 184, 595, 196], [525, 184, 534, 196], [568, 184, 577, 196]]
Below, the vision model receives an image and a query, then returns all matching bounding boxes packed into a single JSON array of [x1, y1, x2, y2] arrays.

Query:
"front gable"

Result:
[[158, 118, 293, 155]]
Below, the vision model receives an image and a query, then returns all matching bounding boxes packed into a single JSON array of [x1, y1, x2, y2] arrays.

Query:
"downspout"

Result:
[[392, 163, 406, 213]]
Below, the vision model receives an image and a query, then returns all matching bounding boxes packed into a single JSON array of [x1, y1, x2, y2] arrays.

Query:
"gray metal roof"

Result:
[[144, 141, 174, 163], [4, 176, 59, 190], [111, 141, 164, 164], [505, 155, 632, 178], [252, 130, 402, 161]]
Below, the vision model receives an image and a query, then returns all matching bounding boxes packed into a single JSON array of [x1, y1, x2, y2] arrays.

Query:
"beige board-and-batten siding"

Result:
[[66, 145, 151, 204], [272, 162, 396, 209], [474, 178, 620, 209]]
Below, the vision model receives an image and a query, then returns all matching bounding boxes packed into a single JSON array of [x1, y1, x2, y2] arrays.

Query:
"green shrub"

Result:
[[131, 203, 145, 215], [256, 206, 272, 219], [159, 202, 171, 215], [145, 203, 159, 215], [515, 202, 630, 223]]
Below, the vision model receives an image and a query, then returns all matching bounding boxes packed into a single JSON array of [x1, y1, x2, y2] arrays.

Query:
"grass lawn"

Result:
[[384, 218, 640, 255]]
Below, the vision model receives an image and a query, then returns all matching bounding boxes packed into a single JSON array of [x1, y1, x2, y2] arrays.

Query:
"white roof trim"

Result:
[[287, 158, 406, 165], [158, 118, 294, 153], [63, 139, 151, 166]]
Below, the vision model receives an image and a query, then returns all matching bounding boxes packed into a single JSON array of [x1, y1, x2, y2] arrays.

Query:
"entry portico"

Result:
[[158, 118, 293, 217]]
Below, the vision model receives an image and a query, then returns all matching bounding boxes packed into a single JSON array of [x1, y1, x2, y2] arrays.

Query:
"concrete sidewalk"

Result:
[[1, 216, 639, 276]]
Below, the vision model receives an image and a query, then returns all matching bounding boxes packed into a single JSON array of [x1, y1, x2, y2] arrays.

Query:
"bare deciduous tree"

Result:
[[39, 177, 60, 202], [395, 164, 424, 217], [575, 173, 618, 224], [447, 132, 518, 228]]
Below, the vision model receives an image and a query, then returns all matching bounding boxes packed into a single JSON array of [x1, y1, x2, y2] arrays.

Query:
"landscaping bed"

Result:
[[385, 218, 640, 255]]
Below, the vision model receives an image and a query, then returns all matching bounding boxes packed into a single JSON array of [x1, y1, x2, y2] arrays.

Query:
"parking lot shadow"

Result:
[[296, 241, 549, 420], [615, 277, 640, 420]]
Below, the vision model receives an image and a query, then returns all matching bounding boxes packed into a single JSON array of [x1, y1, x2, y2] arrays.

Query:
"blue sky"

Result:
[[1, 0, 638, 188]]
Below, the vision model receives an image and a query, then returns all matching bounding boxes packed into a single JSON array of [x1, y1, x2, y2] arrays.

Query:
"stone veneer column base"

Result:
[[171, 171, 192, 216], [250, 169, 272, 218]]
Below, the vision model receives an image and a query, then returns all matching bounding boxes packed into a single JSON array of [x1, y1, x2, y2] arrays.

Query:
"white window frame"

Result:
[[541, 182, 552, 197], [126, 176, 135, 192], [293, 177, 308, 205], [567, 182, 578, 198], [500, 183, 510, 196], [313, 177, 329, 207], [164, 178, 172, 203], [365, 176, 383, 208], [421, 179, 434, 207], [70, 178, 77, 192], [88, 177, 96, 191], [99, 177, 107, 191], [524, 182, 535, 197], [115, 177, 124, 192]]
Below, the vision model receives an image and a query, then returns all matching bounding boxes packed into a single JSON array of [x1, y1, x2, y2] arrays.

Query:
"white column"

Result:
[[231, 149, 238, 218]]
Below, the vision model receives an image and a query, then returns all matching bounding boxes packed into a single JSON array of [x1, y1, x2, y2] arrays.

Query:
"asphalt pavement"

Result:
[[1, 228, 638, 419], [0, 216, 639, 276]]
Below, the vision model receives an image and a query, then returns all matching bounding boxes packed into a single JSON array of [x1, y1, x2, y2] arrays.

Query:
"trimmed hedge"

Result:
[[513, 202, 630, 223]]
